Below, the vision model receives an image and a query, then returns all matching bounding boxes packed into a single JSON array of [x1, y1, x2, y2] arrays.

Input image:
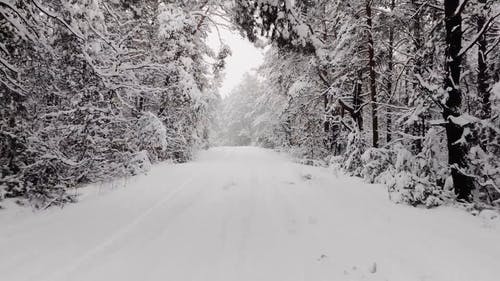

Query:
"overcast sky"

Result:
[[206, 26, 265, 98]]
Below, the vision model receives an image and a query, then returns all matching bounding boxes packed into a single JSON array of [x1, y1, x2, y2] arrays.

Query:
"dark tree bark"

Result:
[[354, 70, 364, 131], [411, 0, 423, 152], [323, 91, 337, 152], [337, 71, 363, 132], [443, 0, 474, 201], [386, 0, 395, 144], [366, 0, 379, 147], [477, 0, 490, 119]]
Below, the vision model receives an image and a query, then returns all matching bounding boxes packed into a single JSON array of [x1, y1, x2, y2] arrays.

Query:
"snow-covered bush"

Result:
[[355, 129, 449, 208], [361, 148, 395, 184], [467, 95, 500, 206], [382, 142, 448, 208], [469, 145, 500, 206], [340, 131, 367, 177], [127, 151, 153, 176], [134, 112, 168, 163], [7, 154, 76, 208]]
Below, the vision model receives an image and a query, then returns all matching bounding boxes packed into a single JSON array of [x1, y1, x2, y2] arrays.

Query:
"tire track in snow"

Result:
[[41, 178, 196, 281]]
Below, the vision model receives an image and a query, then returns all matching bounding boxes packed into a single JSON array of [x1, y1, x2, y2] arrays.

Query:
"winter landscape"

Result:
[[1, 1, 500, 281]]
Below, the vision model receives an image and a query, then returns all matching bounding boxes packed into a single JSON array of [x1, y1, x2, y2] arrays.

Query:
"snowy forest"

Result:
[[0, 0, 224, 207], [1, 0, 500, 209], [1, 1, 500, 280], [219, 0, 500, 209]]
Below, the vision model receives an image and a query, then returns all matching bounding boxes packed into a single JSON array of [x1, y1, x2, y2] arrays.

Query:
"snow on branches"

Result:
[[0, 0, 218, 206]]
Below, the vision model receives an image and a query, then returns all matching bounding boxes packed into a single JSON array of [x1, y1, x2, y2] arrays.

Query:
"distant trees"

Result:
[[217, 73, 265, 146]]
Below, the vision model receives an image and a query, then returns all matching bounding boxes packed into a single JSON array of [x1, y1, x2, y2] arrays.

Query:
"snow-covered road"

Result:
[[1, 147, 499, 281]]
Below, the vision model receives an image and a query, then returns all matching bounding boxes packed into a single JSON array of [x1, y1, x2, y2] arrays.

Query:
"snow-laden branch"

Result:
[[0, 0, 39, 38], [485, 35, 500, 56], [458, 11, 500, 57], [454, 0, 469, 17], [0, 68, 27, 94], [31, 0, 85, 41], [84, 17, 120, 53], [0, 56, 18, 74], [414, 74, 446, 111]]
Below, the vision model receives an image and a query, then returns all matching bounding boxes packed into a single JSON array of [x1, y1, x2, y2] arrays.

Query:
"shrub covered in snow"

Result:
[[376, 135, 449, 208], [338, 128, 451, 208], [361, 148, 395, 184], [382, 147, 444, 207], [133, 112, 168, 162], [127, 151, 153, 176], [466, 99, 500, 206], [468, 145, 500, 206], [340, 131, 367, 177]]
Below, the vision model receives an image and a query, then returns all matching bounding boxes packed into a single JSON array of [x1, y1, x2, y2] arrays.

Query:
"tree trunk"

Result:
[[443, 0, 473, 201], [411, 0, 423, 152], [386, 0, 395, 144], [477, 0, 490, 119], [354, 70, 364, 131], [323, 91, 334, 151], [366, 0, 379, 147]]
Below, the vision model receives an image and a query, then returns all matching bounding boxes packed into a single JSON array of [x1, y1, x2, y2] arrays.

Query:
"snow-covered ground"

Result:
[[1, 147, 499, 281]]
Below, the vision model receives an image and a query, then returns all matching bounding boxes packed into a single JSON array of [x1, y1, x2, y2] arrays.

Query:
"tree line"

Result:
[[0, 0, 224, 207], [1, 0, 499, 209], [227, 0, 500, 207]]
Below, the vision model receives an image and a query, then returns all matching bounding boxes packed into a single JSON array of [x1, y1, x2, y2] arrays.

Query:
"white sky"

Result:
[[206, 26, 265, 97]]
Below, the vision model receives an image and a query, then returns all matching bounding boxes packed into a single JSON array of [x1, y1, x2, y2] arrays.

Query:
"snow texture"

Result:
[[1, 147, 499, 281]]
